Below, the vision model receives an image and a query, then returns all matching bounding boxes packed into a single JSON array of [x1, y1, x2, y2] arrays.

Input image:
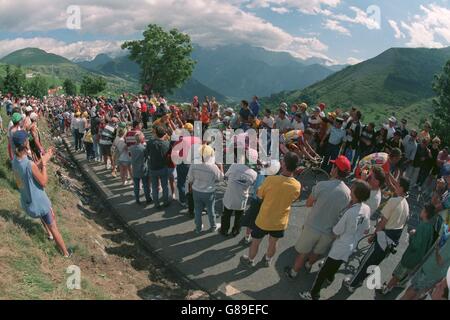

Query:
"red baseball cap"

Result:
[[330, 155, 351, 172]]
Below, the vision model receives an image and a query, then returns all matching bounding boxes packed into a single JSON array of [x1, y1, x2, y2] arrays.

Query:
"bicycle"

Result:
[[295, 157, 330, 194]]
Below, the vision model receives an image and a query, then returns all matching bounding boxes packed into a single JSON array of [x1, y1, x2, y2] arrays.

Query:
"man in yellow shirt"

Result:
[[240, 152, 301, 267]]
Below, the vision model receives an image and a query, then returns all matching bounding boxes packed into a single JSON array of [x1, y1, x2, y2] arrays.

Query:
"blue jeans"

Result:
[[150, 168, 169, 206], [133, 176, 151, 203], [71, 128, 77, 149], [193, 190, 217, 231], [176, 163, 189, 204], [93, 134, 100, 160]]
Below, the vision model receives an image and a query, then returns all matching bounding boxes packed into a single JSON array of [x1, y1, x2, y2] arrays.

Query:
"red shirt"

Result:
[[125, 128, 141, 147], [141, 103, 148, 113]]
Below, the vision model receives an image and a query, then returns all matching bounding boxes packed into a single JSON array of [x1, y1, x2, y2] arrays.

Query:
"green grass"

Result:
[[0, 108, 114, 300]]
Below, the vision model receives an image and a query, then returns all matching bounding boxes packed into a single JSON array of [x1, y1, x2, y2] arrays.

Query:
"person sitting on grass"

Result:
[[299, 180, 371, 300], [379, 203, 438, 295], [240, 152, 301, 268], [11, 130, 72, 258]]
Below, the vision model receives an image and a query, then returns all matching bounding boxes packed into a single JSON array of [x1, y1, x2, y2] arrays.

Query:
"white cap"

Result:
[[261, 160, 281, 176], [388, 116, 397, 123], [280, 102, 288, 109], [30, 112, 38, 121], [25, 106, 33, 112]]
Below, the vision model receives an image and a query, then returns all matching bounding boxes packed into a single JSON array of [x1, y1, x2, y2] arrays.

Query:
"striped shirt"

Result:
[[99, 124, 116, 145]]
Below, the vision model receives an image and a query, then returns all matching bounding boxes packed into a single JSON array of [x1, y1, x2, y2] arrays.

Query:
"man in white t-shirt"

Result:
[[386, 117, 397, 140], [261, 108, 275, 129], [274, 109, 292, 133], [220, 161, 257, 237], [292, 112, 305, 131], [299, 180, 371, 300], [345, 177, 410, 291]]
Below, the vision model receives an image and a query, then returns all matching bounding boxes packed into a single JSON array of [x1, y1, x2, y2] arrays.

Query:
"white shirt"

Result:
[[77, 118, 86, 131], [71, 115, 79, 130], [187, 163, 224, 193], [329, 203, 371, 262], [386, 126, 396, 140], [223, 164, 257, 211], [262, 116, 275, 129], [365, 189, 381, 216], [292, 120, 305, 131], [275, 117, 292, 132]]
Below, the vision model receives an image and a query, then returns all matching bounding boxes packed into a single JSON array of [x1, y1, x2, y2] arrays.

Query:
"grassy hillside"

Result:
[[0, 110, 188, 299], [0, 48, 71, 66], [0, 48, 140, 97], [261, 47, 450, 126]]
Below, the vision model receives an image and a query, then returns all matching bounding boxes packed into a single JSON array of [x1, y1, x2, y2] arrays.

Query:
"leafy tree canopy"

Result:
[[122, 24, 195, 96]]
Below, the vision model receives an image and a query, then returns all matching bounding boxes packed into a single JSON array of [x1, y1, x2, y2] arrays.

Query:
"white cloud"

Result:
[[0, 0, 333, 62], [271, 7, 290, 14], [323, 19, 350, 36], [346, 57, 362, 65], [245, 0, 340, 15], [388, 20, 405, 39], [398, 4, 450, 48], [332, 6, 381, 30]]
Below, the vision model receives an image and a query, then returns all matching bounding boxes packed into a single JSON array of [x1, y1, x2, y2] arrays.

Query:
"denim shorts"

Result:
[[118, 160, 131, 166], [40, 210, 54, 225]]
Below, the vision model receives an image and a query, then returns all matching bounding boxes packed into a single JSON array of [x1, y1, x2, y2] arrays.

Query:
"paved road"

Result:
[[66, 136, 423, 300]]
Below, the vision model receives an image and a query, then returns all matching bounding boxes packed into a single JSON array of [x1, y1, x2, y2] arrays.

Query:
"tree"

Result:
[[25, 74, 48, 98], [80, 75, 106, 96], [63, 79, 77, 96], [3, 65, 26, 96], [432, 60, 450, 146], [122, 24, 195, 95]]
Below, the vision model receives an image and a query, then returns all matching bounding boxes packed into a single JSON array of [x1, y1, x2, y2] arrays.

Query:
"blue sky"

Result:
[[0, 0, 449, 64]]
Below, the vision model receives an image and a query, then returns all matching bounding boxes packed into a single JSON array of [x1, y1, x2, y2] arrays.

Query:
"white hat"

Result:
[[25, 106, 33, 112], [388, 116, 397, 123], [280, 102, 288, 109], [261, 160, 281, 176], [30, 112, 38, 121]]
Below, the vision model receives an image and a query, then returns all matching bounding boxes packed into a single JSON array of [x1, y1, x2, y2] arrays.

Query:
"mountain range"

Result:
[[262, 46, 450, 125], [77, 44, 339, 101]]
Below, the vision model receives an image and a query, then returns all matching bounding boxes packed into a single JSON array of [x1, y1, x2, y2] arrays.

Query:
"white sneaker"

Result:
[[305, 261, 313, 272], [210, 223, 221, 233], [343, 278, 356, 293], [263, 255, 272, 267], [299, 291, 314, 300], [240, 255, 255, 268]]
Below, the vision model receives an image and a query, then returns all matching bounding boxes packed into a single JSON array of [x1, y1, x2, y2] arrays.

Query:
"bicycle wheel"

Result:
[[297, 167, 330, 197], [356, 234, 372, 252]]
